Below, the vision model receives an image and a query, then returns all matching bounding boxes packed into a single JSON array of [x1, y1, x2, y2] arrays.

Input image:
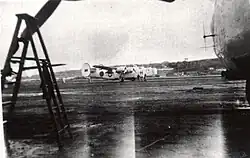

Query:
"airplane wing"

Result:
[[93, 65, 134, 75], [93, 65, 116, 71], [2, 0, 173, 78]]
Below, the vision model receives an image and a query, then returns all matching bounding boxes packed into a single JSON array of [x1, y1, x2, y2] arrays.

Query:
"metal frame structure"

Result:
[[1, 13, 72, 150]]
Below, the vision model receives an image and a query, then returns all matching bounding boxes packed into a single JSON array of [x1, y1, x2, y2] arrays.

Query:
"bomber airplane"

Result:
[[1, 0, 172, 87], [163, 0, 250, 107], [81, 63, 157, 82], [5, 0, 250, 107], [205, 0, 250, 106]]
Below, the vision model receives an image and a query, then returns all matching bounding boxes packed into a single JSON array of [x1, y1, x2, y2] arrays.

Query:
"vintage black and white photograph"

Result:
[[1, 0, 250, 157]]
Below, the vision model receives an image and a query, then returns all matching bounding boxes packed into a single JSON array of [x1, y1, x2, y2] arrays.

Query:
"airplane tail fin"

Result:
[[81, 63, 91, 77]]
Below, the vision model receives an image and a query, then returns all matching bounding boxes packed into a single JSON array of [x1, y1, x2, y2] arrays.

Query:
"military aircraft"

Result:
[[81, 63, 157, 82], [7, 0, 250, 106], [1, 0, 168, 87], [205, 0, 250, 105], [1, 0, 171, 85]]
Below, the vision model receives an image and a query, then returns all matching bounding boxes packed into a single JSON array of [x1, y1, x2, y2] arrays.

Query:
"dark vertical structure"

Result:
[[1, 13, 72, 151]]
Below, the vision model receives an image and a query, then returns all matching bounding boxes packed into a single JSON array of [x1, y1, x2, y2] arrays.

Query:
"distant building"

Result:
[[144, 67, 158, 76], [157, 67, 174, 76]]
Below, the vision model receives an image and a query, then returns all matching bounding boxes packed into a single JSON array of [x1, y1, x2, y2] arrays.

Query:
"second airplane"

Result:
[[81, 63, 157, 82]]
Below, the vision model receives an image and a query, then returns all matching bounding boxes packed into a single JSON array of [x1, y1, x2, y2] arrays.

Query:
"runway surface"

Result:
[[2, 76, 250, 158]]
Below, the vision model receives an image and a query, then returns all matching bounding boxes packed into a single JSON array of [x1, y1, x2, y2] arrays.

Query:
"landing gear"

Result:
[[233, 79, 250, 109], [137, 74, 147, 82], [137, 75, 140, 81], [221, 69, 245, 80], [88, 78, 92, 83], [120, 77, 124, 82], [246, 80, 250, 105], [221, 71, 226, 79], [119, 74, 124, 82], [143, 75, 147, 82]]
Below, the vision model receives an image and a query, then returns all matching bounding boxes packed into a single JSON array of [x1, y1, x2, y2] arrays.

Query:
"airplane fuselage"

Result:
[[89, 68, 137, 81], [212, 0, 250, 78], [81, 63, 157, 82], [81, 64, 139, 81], [89, 69, 118, 80]]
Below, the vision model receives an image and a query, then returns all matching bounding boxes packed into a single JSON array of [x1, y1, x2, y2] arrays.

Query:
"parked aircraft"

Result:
[[1, 0, 173, 85], [80, 63, 157, 82], [202, 0, 250, 105], [12, 0, 250, 105]]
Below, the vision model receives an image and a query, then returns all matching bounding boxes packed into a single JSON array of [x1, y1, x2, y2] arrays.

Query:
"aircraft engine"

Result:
[[137, 67, 145, 77], [99, 71, 104, 77], [126, 67, 135, 73], [81, 63, 91, 77], [116, 66, 126, 73], [107, 73, 113, 77], [105, 70, 114, 77]]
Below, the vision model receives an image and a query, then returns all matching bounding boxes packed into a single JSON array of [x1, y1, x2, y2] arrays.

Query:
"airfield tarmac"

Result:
[[2, 75, 250, 158]]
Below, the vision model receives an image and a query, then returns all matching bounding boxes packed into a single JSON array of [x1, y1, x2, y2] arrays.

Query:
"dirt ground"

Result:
[[2, 76, 250, 158]]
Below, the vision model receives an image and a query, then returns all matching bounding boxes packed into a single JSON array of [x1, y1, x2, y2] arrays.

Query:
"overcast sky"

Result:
[[0, 0, 215, 74]]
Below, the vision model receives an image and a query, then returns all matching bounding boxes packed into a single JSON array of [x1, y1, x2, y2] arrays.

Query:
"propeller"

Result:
[[12, 0, 84, 57], [3, 0, 168, 83], [22, 0, 85, 38], [21, 0, 62, 38], [15, 0, 170, 55]]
